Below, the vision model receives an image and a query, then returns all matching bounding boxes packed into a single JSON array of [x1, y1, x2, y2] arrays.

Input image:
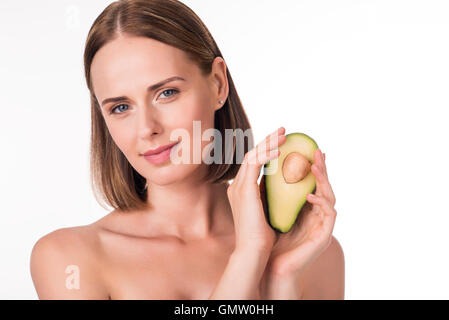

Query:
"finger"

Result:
[[245, 146, 282, 183], [305, 194, 337, 235], [256, 126, 286, 155], [306, 193, 331, 211], [314, 150, 335, 205], [243, 130, 287, 183], [311, 164, 336, 206], [236, 127, 285, 185], [321, 151, 328, 177], [314, 149, 328, 179]]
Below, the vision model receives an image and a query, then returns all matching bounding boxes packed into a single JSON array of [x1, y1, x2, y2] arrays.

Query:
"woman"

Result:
[[30, 0, 344, 300]]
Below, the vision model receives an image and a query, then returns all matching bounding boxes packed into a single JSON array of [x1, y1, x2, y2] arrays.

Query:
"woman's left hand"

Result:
[[259, 148, 338, 294]]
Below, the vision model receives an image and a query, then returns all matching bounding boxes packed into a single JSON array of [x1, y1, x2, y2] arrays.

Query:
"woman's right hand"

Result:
[[226, 126, 287, 252]]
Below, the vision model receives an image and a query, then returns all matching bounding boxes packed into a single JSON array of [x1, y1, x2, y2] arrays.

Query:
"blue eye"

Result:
[[159, 88, 179, 99], [109, 89, 180, 115], [110, 104, 129, 114]]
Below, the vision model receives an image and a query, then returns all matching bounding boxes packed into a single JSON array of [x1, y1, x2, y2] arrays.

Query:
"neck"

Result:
[[143, 168, 234, 242]]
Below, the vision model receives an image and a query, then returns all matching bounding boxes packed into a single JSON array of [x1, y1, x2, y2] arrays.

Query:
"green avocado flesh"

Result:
[[263, 133, 318, 233]]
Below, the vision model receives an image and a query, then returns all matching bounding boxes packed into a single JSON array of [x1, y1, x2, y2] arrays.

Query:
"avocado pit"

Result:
[[282, 152, 311, 184]]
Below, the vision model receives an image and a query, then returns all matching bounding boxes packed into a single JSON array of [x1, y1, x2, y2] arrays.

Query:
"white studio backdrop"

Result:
[[0, 0, 448, 299]]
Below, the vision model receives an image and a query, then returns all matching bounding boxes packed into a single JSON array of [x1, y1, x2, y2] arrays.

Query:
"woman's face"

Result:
[[90, 35, 228, 185]]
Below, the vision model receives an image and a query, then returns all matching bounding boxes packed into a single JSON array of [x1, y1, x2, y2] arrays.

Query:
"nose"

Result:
[[137, 103, 161, 139]]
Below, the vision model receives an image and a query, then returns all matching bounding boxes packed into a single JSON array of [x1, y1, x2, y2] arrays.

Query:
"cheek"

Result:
[[106, 122, 136, 156], [175, 96, 216, 152], [178, 88, 215, 125]]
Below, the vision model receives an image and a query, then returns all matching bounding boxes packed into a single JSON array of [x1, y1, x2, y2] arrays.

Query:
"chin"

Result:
[[143, 163, 202, 186]]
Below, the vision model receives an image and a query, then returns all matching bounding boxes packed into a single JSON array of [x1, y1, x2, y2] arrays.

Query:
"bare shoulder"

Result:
[[300, 235, 345, 300], [30, 225, 109, 299]]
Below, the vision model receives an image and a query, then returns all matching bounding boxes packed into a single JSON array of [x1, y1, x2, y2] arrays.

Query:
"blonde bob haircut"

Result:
[[84, 0, 253, 212]]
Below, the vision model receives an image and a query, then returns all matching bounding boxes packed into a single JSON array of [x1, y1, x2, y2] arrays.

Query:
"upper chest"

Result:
[[99, 232, 235, 299]]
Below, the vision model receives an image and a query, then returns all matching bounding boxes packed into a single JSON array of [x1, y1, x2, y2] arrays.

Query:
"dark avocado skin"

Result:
[[262, 132, 318, 233]]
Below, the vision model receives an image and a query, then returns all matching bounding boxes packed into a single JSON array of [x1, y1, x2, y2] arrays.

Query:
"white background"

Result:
[[1, 0, 448, 299]]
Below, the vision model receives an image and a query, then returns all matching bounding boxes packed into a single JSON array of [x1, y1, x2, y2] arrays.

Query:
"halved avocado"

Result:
[[263, 133, 318, 233]]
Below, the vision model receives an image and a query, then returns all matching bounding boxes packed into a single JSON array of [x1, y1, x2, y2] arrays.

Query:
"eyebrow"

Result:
[[101, 76, 186, 107]]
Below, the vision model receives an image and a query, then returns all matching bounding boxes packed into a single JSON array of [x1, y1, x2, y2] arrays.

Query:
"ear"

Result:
[[210, 57, 229, 111]]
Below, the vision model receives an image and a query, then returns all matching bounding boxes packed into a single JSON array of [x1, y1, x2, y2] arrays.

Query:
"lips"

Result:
[[142, 141, 180, 165], [143, 141, 179, 156]]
